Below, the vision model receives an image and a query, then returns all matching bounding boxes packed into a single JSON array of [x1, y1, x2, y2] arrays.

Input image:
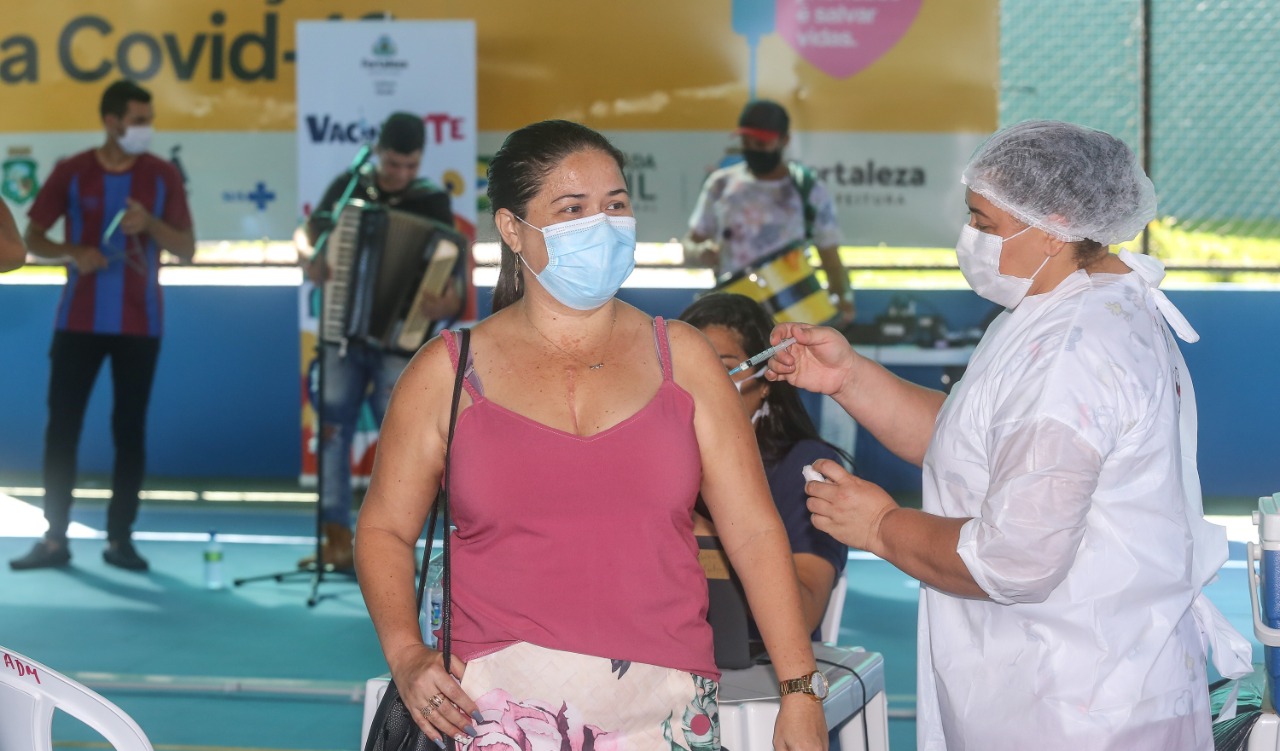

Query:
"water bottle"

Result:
[[420, 547, 444, 648], [204, 531, 225, 590]]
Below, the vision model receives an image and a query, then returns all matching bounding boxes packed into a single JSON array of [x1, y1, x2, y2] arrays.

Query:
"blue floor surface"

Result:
[[0, 495, 1266, 751]]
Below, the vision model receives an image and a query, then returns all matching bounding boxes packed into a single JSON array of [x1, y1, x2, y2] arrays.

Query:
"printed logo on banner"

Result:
[[441, 169, 466, 198], [303, 114, 378, 144], [476, 156, 491, 213], [775, 0, 923, 79], [222, 181, 277, 211], [364, 33, 408, 97], [423, 113, 466, 144], [2, 147, 39, 204], [810, 158, 928, 210], [623, 152, 659, 214], [372, 35, 397, 58]]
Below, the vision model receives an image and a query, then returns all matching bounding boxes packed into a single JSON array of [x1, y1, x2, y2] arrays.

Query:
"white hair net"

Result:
[[962, 120, 1156, 245]]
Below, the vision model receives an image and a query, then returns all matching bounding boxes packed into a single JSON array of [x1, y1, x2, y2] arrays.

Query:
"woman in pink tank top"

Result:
[[356, 120, 828, 751]]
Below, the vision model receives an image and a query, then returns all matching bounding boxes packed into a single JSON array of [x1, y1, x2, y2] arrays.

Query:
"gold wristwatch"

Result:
[[778, 669, 829, 702]]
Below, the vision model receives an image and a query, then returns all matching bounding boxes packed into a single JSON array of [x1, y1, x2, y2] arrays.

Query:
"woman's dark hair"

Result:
[[486, 120, 626, 313], [678, 293, 854, 469], [1071, 238, 1106, 268]]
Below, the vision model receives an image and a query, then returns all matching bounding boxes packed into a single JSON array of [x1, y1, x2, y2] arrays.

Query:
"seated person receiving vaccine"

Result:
[[679, 293, 851, 644]]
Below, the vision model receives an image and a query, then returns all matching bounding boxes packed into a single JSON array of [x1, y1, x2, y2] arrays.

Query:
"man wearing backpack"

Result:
[[686, 99, 854, 323]]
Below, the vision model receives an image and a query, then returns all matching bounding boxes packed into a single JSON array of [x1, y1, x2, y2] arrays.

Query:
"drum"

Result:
[[712, 245, 838, 325]]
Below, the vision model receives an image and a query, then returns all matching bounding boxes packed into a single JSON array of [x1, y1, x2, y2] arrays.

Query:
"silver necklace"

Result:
[[525, 307, 617, 370]]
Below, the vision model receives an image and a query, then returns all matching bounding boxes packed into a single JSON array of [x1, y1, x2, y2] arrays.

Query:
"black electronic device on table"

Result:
[[697, 535, 767, 671], [844, 294, 952, 347]]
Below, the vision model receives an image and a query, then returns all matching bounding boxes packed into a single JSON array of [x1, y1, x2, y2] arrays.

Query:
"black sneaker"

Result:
[[9, 540, 71, 570], [103, 539, 149, 572]]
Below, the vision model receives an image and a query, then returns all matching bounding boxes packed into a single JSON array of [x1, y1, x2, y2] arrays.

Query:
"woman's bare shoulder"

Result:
[[663, 317, 731, 396], [664, 317, 720, 364], [396, 333, 463, 397]]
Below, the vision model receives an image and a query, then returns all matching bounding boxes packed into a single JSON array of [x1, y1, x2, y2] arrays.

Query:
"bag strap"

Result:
[[440, 328, 467, 677], [414, 328, 469, 620], [787, 161, 817, 243]]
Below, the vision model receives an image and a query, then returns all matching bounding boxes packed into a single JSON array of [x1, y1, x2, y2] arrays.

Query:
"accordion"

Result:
[[322, 199, 466, 356]]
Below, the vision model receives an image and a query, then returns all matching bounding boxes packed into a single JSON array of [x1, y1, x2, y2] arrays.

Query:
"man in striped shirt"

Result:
[[10, 80, 194, 572]]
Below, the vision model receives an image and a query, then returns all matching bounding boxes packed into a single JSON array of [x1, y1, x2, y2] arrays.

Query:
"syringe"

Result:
[[727, 337, 796, 376]]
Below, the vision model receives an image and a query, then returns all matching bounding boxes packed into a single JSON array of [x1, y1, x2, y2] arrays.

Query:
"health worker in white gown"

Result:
[[766, 120, 1253, 751]]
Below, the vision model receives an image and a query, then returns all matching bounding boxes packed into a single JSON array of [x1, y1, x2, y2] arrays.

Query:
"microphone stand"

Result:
[[234, 145, 374, 607]]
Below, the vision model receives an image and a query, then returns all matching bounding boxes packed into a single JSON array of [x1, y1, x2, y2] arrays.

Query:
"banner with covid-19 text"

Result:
[[0, 0, 996, 248], [294, 20, 476, 485]]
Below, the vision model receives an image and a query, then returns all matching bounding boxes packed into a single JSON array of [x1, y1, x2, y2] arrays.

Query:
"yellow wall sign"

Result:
[[0, 0, 997, 134]]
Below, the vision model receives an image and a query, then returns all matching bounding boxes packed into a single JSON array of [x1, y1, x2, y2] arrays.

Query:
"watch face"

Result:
[[810, 670, 830, 699]]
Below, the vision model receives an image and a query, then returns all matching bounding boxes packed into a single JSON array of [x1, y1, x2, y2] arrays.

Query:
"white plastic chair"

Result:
[[0, 646, 153, 751], [819, 572, 848, 645]]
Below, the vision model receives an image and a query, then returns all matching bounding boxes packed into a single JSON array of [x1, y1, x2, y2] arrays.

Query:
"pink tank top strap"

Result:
[[652, 316, 673, 381], [440, 329, 482, 399]]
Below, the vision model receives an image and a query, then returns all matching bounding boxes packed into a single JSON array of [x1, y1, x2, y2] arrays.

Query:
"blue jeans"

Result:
[[318, 342, 410, 526]]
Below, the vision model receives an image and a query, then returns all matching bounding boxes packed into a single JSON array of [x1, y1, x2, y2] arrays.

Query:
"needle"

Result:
[[728, 337, 796, 376]]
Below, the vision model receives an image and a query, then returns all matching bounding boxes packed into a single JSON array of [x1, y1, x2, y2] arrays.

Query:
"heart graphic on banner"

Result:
[[775, 0, 924, 79]]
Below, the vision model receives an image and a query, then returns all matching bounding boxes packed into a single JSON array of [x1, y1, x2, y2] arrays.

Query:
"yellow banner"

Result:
[[1, 0, 995, 133]]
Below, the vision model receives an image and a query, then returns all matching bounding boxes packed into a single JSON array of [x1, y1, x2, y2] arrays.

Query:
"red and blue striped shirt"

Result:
[[29, 149, 192, 338]]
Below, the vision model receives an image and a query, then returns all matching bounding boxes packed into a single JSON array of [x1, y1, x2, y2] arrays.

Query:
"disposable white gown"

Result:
[[917, 250, 1252, 751]]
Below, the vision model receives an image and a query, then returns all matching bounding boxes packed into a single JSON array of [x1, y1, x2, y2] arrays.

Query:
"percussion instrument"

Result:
[[712, 244, 837, 325], [323, 199, 465, 355]]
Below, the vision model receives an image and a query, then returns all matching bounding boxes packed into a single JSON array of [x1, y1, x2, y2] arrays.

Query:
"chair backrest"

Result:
[[819, 572, 848, 645], [0, 646, 153, 751]]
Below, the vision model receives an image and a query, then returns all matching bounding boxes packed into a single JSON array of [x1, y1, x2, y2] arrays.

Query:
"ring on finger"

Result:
[[429, 692, 446, 708], [420, 704, 435, 718]]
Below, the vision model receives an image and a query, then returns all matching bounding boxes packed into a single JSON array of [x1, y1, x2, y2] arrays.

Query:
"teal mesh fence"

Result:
[[1000, 0, 1280, 268]]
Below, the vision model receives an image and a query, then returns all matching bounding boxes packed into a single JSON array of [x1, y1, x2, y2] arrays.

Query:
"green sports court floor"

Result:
[[0, 476, 1265, 751]]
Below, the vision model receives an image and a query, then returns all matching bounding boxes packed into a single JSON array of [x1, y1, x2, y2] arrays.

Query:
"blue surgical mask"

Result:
[[517, 212, 637, 310]]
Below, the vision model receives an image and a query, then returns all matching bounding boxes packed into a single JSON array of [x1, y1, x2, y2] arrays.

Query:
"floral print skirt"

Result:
[[459, 641, 720, 750]]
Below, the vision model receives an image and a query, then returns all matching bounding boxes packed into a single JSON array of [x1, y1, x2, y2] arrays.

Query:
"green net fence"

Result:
[[1001, 0, 1280, 273]]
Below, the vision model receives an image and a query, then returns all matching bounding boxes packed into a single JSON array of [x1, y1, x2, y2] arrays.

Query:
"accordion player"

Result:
[[322, 198, 467, 356]]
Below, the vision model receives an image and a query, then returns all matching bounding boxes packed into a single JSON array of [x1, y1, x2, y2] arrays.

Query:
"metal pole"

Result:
[[1141, 0, 1153, 255]]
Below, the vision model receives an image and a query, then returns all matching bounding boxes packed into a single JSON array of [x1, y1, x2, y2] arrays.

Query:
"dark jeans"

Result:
[[43, 331, 160, 542], [318, 342, 409, 526]]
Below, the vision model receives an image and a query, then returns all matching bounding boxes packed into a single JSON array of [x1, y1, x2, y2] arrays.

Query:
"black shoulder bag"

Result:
[[365, 327, 468, 751]]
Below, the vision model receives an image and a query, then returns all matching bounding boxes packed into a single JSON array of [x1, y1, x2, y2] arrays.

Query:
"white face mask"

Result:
[[732, 367, 769, 424], [118, 125, 154, 155], [750, 401, 771, 426], [955, 224, 1050, 309], [732, 365, 767, 393]]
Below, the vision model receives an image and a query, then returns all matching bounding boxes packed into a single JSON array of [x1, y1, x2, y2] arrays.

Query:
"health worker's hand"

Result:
[[765, 323, 858, 397], [805, 458, 899, 554]]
